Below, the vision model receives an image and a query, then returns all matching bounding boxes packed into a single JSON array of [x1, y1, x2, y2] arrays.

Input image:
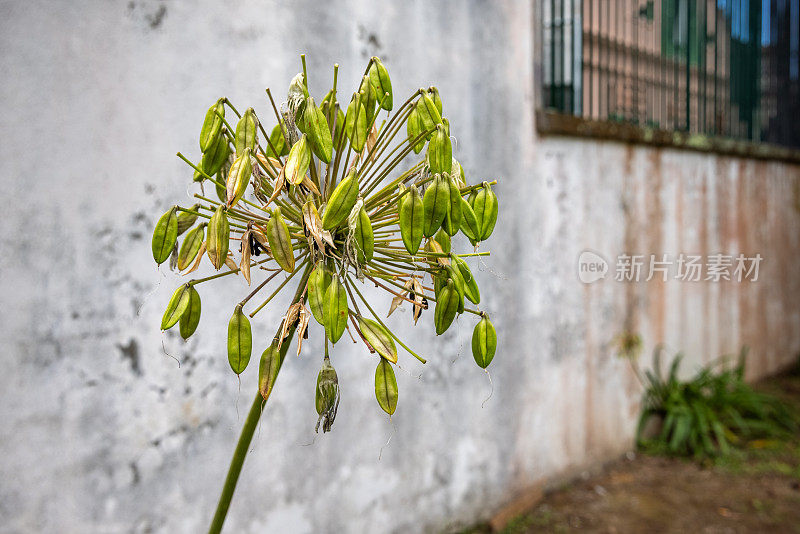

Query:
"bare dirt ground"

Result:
[[463, 372, 800, 534]]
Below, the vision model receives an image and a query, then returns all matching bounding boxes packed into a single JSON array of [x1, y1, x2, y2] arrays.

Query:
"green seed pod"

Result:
[[307, 262, 332, 325], [315, 358, 340, 433], [473, 182, 498, 241], [422, 174, 450, 237], [459, 197, 480, 246], [226, 147, 252, 208], [301, 97, 333, 164], [353, 205, 374, 264], [472, 315, 497, 369], [399, 185, 425, 255], [417, 91, 442, 140], [428, 87, 443, 115], [266, 207, 295, 273], [368, 57, 393, 110], [406, 104, 425, 154], [446, 265, 466, 305], [374, 359, 398, 415], [259, 342, 282, 401], [199, 98, 225, 153], [179, 286, 202, 340], [161, 283, 192, 331], [199, 131, 231, 180], [344, 97, 368, 152], [433, 270, 445, 300], [322, 170, 359, 230], [434, 279, 459, 335], [427, 123, 452, 175], [227, 304, 252, 375], [324, 276, 348, 343], [442, 117, 450, 137], [267, 124, 288, 158], [176, 204, 200, 235], [433, 228, 451, 255], [358, 76, 377, 124], [321, 96, 346, 148], [177, 223, 205, 271], [284, 134, 312, 185], [452, 255, 480, 304], [215, 178, 228, 204], [234, 107, 258, 155], [357, 316, 398, 363], [441, 174, 463, 236], [152, 206, 178, 265], [206, 205, 229, 270]]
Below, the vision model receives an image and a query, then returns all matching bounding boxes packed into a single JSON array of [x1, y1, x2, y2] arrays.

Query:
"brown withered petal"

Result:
[[302, 201, 326, 252], [268, 165, 287, 205], [225, 251, 238, 272], [387, 278, 415, 318], [240, 231, 252, 285], [183, 242, 206, 275], [295, 305, 312, 357], [300, 174, 321, 196], [278, 302, 302, 351]]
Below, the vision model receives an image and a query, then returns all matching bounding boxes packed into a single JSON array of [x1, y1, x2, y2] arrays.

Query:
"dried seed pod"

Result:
[[406, 104, 425, 154], [459, 197, 480, 246], [199, 132, 231, 180], [266, 207, 295, 273], [177, 223, 205, 271], [226, 147, 253, 208], [227, 304, 252, 375], [452, 255, 480, 304], [206, 205, 230, 270], [471, 315, 496, 369], [427, 123, 452, 175], [434, 279, 459, 335], [176, 204, 200, 235], [179, 286, 202, 339], [324, 276, 348, 343], [428, 86, 443, 115], [357, 316, 398, 363], [416, 91, 442, 140], [399, 185, 424, 254], [322, 170, 359, 230], [473, 181, 498, 241], [301, 97, 333, 164], [344, 97, 368, 152], [353, 205, 374, 264], [433, 228, 451, 255], [307, 262, 332, 325], [267, 123, 288, 158], [284, 134, 312, 185], [199, 98, 225, 153], [374, 359, 398, 415], [422, 174, 450, 237], [258, 342, 282, 401], [152, 206, 178, 265], [234, 107, 258, 155], [315, 358, 340, 433], [368, 57, 393, 110], [288, 73, 308, 118], [441, 173, 463, 236], [161, 283, 193, 330]]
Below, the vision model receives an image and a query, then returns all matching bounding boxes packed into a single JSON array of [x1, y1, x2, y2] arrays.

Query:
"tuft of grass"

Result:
[[636, 347, 798, 459]]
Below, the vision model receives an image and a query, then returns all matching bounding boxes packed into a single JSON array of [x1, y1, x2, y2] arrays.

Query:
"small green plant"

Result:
[[635, 347, 797, 458]]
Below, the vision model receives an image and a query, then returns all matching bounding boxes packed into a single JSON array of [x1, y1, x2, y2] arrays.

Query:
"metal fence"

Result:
[[542, 0, 800, 151]]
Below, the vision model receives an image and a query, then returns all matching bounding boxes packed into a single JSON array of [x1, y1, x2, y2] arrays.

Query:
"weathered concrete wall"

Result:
[[1, 1, 798, 533]]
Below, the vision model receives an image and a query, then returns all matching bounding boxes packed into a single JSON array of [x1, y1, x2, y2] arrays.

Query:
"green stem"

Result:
[[207, 265, 311, 534]]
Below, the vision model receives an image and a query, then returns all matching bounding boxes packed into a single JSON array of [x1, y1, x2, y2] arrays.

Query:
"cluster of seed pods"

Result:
[[152, 56, 498, 431]]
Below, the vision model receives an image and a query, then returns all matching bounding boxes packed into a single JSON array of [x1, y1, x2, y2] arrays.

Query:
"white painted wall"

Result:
[[1, 1, 798, 533]]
